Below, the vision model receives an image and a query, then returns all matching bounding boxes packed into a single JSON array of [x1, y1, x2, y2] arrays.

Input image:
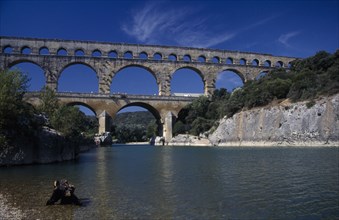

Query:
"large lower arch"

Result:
[[58, 63, 99, 93], [110, 65, 158, 95], [59, 61, 98, 78], [61, 101, 103, 134], [118, 102, 162, 123], [9, 60, 46, 91], [170, 67, 205, 95], [64, 101, 97, 116], [115, 102, 163, 140]]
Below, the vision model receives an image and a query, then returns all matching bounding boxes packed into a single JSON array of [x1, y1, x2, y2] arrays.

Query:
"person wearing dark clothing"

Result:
[[46, 179, 81, 206]]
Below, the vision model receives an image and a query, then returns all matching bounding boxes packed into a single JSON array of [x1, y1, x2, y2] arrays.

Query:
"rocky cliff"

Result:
[[209, 94, 339, 147], [0, 127, 81, 166]]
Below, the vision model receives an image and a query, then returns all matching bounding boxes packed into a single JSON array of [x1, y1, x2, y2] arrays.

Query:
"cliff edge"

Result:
[[209, 94, 339, 147], [0, 127, 80, 166]]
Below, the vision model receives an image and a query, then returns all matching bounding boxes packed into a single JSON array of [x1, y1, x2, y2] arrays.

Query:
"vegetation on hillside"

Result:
[[38, 87, 98, 140], [111, 111, 158, 143], [174, 50, 339, 136], [0, 69, 98, 149]]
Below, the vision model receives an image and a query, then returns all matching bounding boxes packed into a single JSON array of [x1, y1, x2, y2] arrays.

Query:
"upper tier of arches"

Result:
[[0, 36, 296, 68]]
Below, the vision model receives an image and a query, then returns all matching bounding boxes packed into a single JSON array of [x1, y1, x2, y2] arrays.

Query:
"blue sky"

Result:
[[1, 0, 338, 114]]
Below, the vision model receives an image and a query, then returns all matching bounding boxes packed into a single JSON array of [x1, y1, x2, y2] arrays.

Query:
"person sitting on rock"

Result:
[[46, 179, 81, 206]]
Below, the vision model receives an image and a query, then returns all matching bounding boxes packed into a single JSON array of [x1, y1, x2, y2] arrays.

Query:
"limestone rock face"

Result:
[[209, 94, 339, 146]]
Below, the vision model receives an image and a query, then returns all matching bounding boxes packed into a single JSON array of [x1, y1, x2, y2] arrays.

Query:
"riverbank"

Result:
[[125, 142, 150, 145], [168, 94, 339, 147], [168, 135, 339, 147], [0, 126, 97, 166], [0, 193, 26, 220]]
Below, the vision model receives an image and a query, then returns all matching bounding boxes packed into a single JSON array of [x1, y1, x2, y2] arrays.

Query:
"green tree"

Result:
[[0, 69, 29, 130], [185, 96, 210, 124], [38, 86, 59, 118], [0, 69, 33, 147], [50, 105, 87, 138]]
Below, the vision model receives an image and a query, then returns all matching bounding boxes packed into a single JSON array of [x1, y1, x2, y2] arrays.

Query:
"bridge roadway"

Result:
[[24, 92, 197, 141]]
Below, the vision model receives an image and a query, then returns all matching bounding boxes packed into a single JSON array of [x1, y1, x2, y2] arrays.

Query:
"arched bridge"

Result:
[[24, 92, 195, 141], [0, 36, 296, 141]]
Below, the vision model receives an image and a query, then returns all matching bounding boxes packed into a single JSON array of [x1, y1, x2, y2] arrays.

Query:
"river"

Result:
[[0, 145, 338, 219]]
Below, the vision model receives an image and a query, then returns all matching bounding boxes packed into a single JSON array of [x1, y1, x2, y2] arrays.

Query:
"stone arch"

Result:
[[39, 47, 50, 55], [65, 101, 98, 116], [118, 102, 161, 121], [197, 55, 206, 63], [21, 46, 32, 54], [168, 54, 177, 61], [75, 49, 85, 56], [153, 52, 162, 60], [171, 66, 204, 79], [275, 61, 284, 68], [183, 54, 191, 62], [219, 68, 245, 83], [108, 50, 118, 58], [9, 60, 46, 91], [216, 69, 245, 91], [117, 102, 163, 135], [7, 58, 43, 69], [59, 61, 98, 80], [226, 57, 233, 64], [212, 56, 220, 63], [57, 48, 68, 56], [174, 106, 190, 134], [92, 49, 102, 57], [139, 51, 148, 59], [124, 51, 133, 59], [252, 59, 259, 66], [263, 60, 271, 67], [3, 45, 13, 53], [170, 66, 205, 94], [58, 62, 99, 92], [239, 58, 246, 65], [113, 64, 158, 82], [110, 64, 159, 95]]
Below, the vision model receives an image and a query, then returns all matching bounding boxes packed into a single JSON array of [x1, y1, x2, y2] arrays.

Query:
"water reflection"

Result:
[[0, 146, 338, 219]]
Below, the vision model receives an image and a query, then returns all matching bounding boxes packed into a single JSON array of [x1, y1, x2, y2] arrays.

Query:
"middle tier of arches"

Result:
[[5, 55, 271, 96]]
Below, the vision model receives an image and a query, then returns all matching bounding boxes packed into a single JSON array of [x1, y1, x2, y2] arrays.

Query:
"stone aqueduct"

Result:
[[0, 36, 296, 141]]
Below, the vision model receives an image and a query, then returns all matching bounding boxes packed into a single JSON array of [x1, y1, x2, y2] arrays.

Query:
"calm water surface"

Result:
[[0, 145, 338, 219]]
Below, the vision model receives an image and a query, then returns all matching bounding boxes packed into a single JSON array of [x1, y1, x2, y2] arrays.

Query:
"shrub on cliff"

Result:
[[288, 50, 339, 100]]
